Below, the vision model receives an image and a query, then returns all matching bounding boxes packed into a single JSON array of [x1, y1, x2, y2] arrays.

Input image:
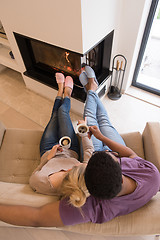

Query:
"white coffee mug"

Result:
[[59, 136, 71, 149], [76, 123, 89, 137]]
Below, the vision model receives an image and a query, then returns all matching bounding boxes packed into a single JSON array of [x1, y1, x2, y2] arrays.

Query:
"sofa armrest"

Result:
[[142, 122, 160, 171]]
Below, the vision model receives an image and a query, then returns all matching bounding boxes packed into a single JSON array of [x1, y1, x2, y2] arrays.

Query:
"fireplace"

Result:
[[14, 31, 114, 102]]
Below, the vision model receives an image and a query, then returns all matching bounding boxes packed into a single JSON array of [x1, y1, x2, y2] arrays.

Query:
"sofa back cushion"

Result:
[[121, 131, 144, 159], [0, 128, 43, 184], [0, 127, 145, 184], [143, 122, 160, 171]]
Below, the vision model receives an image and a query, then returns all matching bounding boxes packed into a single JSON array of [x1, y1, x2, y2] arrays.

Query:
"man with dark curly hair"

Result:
[[80, 65, 159, 204], [79, 65, 128, 200], [84, 151, 122, 199]]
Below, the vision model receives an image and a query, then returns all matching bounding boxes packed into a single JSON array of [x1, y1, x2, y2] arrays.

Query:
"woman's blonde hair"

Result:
[[58, 164, 90, 208]]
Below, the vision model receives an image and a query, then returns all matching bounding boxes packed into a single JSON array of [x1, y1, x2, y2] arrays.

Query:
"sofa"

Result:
[[0, 120, 160, 237]]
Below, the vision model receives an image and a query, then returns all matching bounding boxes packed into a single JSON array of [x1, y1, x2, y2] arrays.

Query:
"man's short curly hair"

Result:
[[84, 151, 122, 199]]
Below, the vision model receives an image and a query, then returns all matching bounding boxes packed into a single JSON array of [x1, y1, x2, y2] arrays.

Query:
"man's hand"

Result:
[[88, 125, 103, 140], [47, 144, 63, 160]]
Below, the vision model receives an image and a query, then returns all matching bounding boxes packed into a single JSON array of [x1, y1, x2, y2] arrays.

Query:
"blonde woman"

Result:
[[29, 72, 93, 208]]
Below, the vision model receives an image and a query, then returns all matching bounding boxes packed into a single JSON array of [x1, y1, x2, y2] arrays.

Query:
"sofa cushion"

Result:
[[143, 122, 160, 171], [0, 182, 57, 207], [121, 131, 144, 159], [0, 181, 160, 236], [0, 128, 43, 184], [62, 192, 160, 236], [0, 121, 6, 148]]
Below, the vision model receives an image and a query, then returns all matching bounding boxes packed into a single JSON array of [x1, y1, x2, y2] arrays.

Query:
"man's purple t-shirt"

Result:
[[59, 157, 160, 225]]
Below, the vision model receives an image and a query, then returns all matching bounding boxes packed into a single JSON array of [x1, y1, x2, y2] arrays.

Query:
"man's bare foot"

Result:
[[85, 78, 98, 91]]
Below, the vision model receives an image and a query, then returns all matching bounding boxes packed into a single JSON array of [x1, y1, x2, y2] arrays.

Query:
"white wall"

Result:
[[81, 0, 118, 53], [1, 0, 83, 53], [115, 0, 152, 92], [1, 0, 118, 55]]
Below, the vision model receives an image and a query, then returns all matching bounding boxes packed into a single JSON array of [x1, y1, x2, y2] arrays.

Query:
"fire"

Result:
[[65, 52, 70, 63], [50, 51, 82, 76], [67, 66, 72, 72]]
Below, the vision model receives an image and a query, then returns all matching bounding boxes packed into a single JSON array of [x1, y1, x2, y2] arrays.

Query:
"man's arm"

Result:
[[89, 125, 137, 158], [0, 201, 64, 227]]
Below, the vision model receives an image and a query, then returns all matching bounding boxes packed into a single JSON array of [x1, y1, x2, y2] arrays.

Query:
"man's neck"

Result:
[[117, 175, 137, 197]]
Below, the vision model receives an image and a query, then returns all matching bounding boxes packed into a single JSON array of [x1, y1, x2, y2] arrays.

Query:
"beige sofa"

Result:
[[0, 121, 160, 237]]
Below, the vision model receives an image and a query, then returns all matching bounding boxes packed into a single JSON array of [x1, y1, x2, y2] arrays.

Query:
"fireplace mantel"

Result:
[[1, 0, 118, 54], [1, 0, 118, 114]]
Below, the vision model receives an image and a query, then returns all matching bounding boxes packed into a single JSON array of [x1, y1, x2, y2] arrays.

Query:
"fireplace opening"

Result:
[[14, 31, 114, 102]]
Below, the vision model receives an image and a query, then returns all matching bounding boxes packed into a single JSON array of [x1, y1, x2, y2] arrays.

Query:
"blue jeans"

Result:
[[40, 97, 80, 157], [84, 90, 126, 151]]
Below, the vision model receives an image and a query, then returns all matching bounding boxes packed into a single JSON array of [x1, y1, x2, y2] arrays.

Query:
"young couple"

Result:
[[0, 66, 159, 227]]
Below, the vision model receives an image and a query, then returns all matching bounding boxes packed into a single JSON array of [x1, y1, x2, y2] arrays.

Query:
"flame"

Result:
[[67, 66, 72, 71], [51, 51, 82, 76], [65, 52, 70, 63]]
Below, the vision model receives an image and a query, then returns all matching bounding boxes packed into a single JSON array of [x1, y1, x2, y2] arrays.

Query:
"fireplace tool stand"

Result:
[[107, 54, 127, 100]]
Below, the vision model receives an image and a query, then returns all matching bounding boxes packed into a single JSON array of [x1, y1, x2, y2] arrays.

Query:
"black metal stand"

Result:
[[107, 54, 127, 100]]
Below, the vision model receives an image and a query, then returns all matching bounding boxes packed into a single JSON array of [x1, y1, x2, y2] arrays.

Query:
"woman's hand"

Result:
[[47, 144, 63, 161], [77, 117, 87, 125], [88, 125, 103, 140]]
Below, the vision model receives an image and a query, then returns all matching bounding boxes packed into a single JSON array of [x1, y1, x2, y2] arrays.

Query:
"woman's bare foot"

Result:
[[57, 82, 64, 97], [64, 87, 72, 98], [85, 78, 98, 91]]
